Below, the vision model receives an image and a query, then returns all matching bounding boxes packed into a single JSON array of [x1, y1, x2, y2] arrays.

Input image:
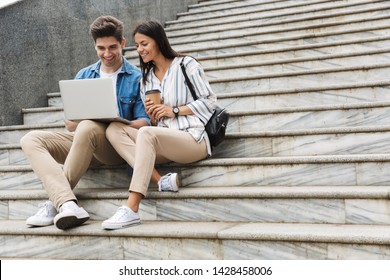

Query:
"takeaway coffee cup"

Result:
[[145, 89, 161, 105]]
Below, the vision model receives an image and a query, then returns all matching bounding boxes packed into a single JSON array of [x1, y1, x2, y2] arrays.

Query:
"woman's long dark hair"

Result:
[[133, 19, 181, 84]]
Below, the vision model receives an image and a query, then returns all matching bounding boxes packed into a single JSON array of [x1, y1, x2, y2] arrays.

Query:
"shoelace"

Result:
[[36, 202, 52, 216], [109, 206, 129, 221], [159, 173, 173, 191], [59, 202, 78, 213]]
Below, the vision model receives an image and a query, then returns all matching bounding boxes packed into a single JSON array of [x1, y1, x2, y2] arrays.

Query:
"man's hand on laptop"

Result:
[[64, 119, 80, 132]]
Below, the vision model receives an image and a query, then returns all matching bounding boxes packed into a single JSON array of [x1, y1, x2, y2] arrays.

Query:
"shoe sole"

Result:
[[26, 221, 54, 227], [175, 174, 181, 189], [54, 215, 89, 230], [172, 173, 180, 192], [102, 219, 141, 230]]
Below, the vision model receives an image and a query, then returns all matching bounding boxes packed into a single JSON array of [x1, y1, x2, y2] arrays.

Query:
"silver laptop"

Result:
[[59, 78, 131, 124]]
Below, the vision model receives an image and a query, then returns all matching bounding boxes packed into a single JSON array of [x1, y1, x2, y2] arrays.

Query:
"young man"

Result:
[[20, 15, 149, 230]]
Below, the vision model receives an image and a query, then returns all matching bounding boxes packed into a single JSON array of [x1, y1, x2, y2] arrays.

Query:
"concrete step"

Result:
[[214, 125, 390, 158], [125, 24, 390, 61], [18, 100, 390, 131], [126, 34, 390, 67], [168, 10, 390, 46], [204, 48, 390, 79], [178, 25, 390, 59], [218, 80, 390, 110], [228, 101, 390, 132], [3, 154, 390, 190], [2, 125, 390, 165], [167, 2, 390, 38], [0, 123, 65, 145], [43, 80, 390, 113], [210, 63, 389, 93], [2, 186, 390, 225], [173, 20, 390, 52], [0, 164, 130, 190], [22, 107, 64, 126], [168, 0, 385, 29], [47, 92, 62, 107], [197, 37, 390, 68], [0, 144, 26, 165], [184, 0, 321, 17], [1, 220, 389, 259], [187, 0, 244, 11], [166, 0, 385, 34]]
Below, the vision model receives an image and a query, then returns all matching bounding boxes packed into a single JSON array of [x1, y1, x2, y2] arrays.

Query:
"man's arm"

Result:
[[129, 119, 149, 129]]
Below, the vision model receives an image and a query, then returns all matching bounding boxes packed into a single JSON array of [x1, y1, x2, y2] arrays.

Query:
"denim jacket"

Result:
[[75, 57, 150, 124]]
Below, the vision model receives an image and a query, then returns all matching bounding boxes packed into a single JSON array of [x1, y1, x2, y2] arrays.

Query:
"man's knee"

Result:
[[106, 122, 123, 141], [74, 120, 105, 142], [106, 122, 139, 144], [76, 120, 101, 132], [20, 131, 43, 151]]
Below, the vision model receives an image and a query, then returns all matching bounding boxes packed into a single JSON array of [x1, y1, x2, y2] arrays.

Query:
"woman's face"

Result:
[[134, 33, 160, 63]]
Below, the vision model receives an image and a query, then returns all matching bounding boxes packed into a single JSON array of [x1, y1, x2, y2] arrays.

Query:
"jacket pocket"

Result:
[[119, 97, 135, 120]]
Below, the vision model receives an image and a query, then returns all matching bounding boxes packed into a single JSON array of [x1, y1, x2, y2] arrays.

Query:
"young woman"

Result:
[[103, 19, 216, 230]]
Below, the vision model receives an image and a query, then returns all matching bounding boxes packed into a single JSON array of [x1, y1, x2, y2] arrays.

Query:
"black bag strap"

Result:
[[180, 57, 198, 101]]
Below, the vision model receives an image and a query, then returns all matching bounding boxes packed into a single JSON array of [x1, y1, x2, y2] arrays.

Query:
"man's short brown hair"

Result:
[[89, 15, 124, 43]]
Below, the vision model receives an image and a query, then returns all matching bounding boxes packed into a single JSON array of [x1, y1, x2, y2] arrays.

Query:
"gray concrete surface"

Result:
[[0, 0, 197, 126]]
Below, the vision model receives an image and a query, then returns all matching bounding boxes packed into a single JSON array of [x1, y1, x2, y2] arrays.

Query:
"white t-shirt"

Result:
[[100, 67, 122, 95]]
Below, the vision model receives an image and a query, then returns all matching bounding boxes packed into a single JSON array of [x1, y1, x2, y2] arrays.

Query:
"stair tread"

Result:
[[2, 153, 390, 171], [18, 102, 390, 117], [41, 79, 390, 99], [229, 100, 390, 115], [2, 220, 390, 244], [168, 0, 384, 25], [169, 14, 390, 45], [125, 34, 390, 59], [204, 47, 390, 71], [21, 107, 63, 113], [209, 62, 390, 83], [199, 36, 390, 61], [0, 123, 64, 131], [1, 153, 390, 171], [217, 79, 390, 98], [172, 24, 390, 53], [169, 4, 390, 36], [3, 124, 390, 146], [1, 186, 390, 200]]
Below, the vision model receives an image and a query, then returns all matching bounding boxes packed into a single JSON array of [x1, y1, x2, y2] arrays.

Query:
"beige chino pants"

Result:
[[20, 120, 124, 209], [106, 123, 208, 196]]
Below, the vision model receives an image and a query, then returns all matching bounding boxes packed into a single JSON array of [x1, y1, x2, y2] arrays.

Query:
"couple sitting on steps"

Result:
[[20, 15, 216, 231]]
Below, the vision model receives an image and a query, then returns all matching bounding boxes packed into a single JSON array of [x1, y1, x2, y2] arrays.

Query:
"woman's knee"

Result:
[[137, 126, 157, 143], [105, 122, 123, 141]]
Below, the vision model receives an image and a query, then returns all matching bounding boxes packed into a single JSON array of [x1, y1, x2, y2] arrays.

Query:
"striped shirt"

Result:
[[140, 56, 217, 155]]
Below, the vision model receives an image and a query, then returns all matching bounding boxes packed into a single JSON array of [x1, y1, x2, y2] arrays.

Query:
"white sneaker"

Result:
[[102, 206, 140, 230], [53, 201, 90, 230], [158, 173, 180, 192], [26, 201, 57, 227]]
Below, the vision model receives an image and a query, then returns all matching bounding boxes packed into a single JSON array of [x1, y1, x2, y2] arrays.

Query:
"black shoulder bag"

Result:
[[180, 57, 229, 147]]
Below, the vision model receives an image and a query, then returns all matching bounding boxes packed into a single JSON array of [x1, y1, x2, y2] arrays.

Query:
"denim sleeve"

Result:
[[74, 65, 97, 80], [74, 69, 85, 79]]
